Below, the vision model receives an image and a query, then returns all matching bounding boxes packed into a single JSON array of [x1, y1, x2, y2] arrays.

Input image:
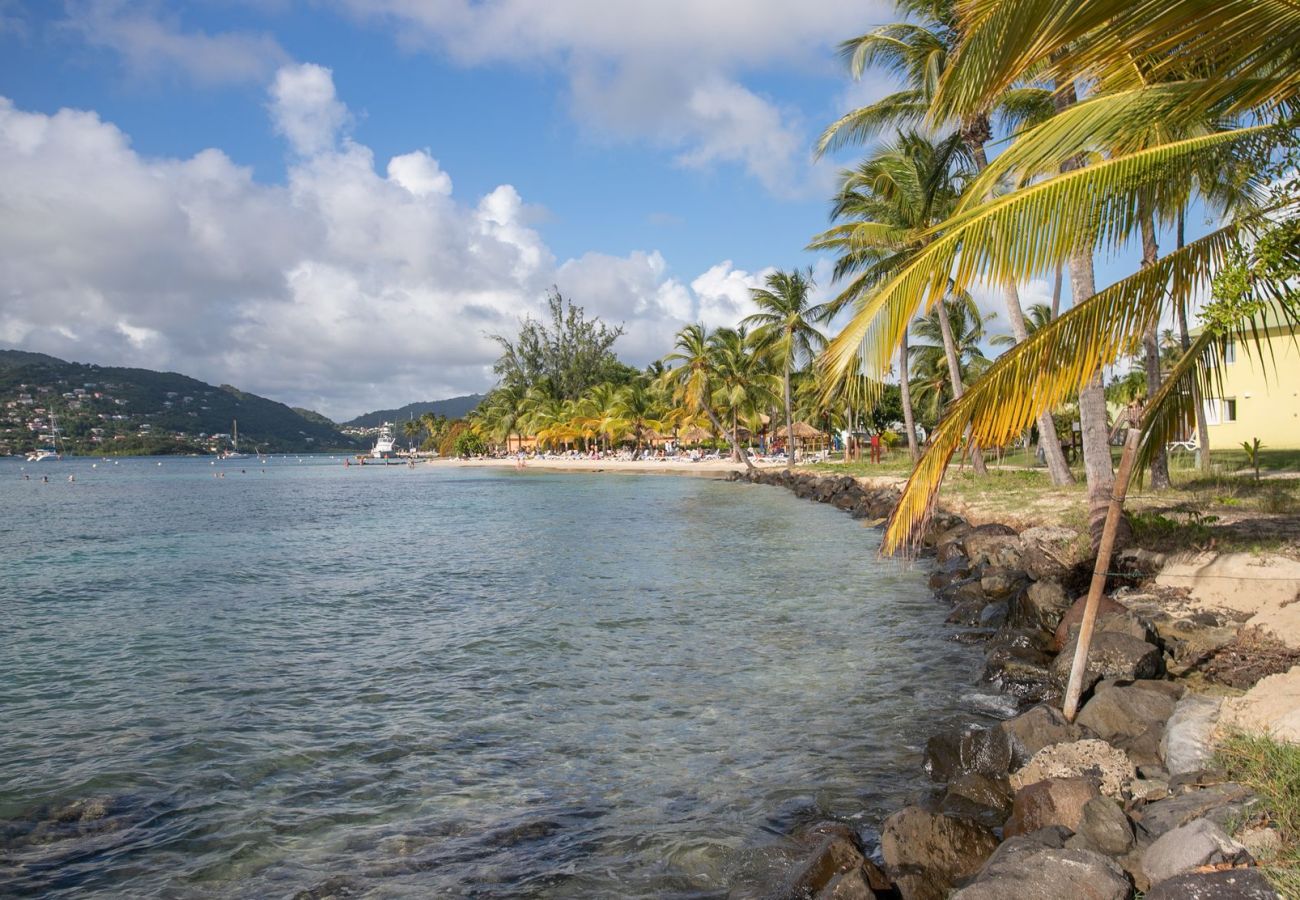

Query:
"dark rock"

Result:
[[1076, 682, 1177, 744], [924, 726, 1012, 783], [813, 867, 882, 900], [946, 599, 989, 627], [1018, 526, 1089, 582], [950, 846, 1131, 900], [1065, 795, 1134, 856], [1012, 579, 1073, 631], [1050, 633, 1163, 693], [1133, 783, 1258, 840], [979, 568, 1026, 601], [784, 835, 868, 898], [983, 646, 1057, 704], [963, 533, 1025, 570], [938, 579, 989, 606], [1004, 776, 1101, 837], [977, 601, 1009, 629], [1051, 594, 1131, 650], [928, 556, 972, 591], [942, 773, 1014, 828], [969, 522, 1019, 537], [997, 704, 1090, 768], [879, 807, 1000, 900], [1143, 868, 1280, 899]]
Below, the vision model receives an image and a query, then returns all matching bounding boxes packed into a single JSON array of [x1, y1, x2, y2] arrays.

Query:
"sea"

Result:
[[0, 456, 1007, 898]]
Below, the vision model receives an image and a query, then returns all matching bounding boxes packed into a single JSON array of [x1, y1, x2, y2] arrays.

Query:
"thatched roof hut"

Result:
[[677, 425, 715, 443], [771, 421, 825, 440]]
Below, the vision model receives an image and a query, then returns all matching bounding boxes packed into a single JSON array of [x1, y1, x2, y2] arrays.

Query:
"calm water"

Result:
[[0, 457, 1001, 898]]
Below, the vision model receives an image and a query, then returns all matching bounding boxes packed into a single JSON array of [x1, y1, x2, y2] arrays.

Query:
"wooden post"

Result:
[[1062, 427, 1142, 722]]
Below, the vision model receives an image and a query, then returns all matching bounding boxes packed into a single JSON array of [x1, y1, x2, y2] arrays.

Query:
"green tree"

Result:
[[489, 288, 628, 400], [660, 323, 757, 471]]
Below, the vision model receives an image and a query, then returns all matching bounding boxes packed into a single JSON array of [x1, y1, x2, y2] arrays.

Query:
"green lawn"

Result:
[[1216, 731, 1300, 896]]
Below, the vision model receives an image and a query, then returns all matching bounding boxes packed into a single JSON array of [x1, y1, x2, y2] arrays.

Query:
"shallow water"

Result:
[[0, 457, 998, 897]]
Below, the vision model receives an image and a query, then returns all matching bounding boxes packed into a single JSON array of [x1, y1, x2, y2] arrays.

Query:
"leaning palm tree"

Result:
[[743, 268, 830, 470], [660, 323, 757, 471], [820, 0, 1296, 554]]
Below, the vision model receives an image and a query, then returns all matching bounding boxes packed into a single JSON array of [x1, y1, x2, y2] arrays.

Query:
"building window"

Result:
[[1224, 337, 1236, 363], [1223, 398, 1237, 422], [1204, 399, 1221, 425]]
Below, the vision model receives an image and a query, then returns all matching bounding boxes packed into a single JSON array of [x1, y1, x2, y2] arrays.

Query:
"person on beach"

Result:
[[870, 432, 881, 464]]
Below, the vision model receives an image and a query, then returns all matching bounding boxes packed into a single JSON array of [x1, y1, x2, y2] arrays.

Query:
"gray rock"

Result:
[[946, 598, 989, 626], [1144, 868, 1280, 899], [984, 648, 1057, 704], [950, 847, 1131, 900], [1019, 525, 1089, 581], [784, 834, 867, 898], [1050, 632, 1163, 693], [979, 568, 1025, 601], [924, 726, 1013, 783], [1004, 776, 1100, 837], [1010, 739, 1135, 798], [1142, 818, 1252, 885], [1077, 682, 1178, 743], [1014, 579, 1073, 631], [813, 867, 880, 900], [997, 704, 1089, 768], [1066, 796, 1134, 856], [1134, 783, 1258, 840], [1161, 694, 1224, 776], [942, 773, 1014, 828], [964, 533, 1025, 570], [880, 807, 1000, 900], [977, 600, 1009, 629]]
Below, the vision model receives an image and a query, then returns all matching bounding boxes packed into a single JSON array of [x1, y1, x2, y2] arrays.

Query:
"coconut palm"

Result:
[[660, 323, 757, 470], [820, 1, 1297, 553], [610, 380, 667, 459], [710, 326, 780, 460], [742, 268, 830, 470]]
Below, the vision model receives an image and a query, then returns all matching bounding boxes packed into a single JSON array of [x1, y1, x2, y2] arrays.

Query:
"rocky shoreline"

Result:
[[728, 468, 1297, 900]]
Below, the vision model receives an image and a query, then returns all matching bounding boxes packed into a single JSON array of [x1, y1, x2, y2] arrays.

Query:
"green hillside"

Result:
[[344, 394, 484, 428], [0, 351, 360, 456]]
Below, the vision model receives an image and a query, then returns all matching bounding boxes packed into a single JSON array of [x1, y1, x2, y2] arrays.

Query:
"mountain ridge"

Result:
[[343, 395, 485, 429]]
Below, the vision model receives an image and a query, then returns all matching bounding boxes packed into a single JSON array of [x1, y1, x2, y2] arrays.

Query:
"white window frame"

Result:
[[1223, 397, 1238, 422], [1204, 399, 1222, 425]]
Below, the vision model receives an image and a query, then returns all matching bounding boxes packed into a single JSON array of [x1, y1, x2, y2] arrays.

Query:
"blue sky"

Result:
[[0, 1, 1166, 418]]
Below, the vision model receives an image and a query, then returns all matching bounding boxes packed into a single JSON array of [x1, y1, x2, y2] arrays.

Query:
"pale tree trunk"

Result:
[[1175, 208, 1211, 471], [1002, 283, 1074, 485], [1140, 210, 1171, 489], [899, 330, 920, 462], [935, 297, 988, 474], [1056, 75, 1118, 549], [703, 402, 754, 471], [1051, 263, 1064, 320], [783, 353, 795, 471]]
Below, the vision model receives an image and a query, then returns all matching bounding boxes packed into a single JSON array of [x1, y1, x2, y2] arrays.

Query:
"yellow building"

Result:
[[1203, 323, 1300, 449]]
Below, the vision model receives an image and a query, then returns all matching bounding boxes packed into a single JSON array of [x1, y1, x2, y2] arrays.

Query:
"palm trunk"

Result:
[[899, 330, 920, 462], [1175, 208, 1211, 471], [1055, 75, 1118, 550], [1140, 209, 1171, 489], [783, 354, 795, 471], [1003, 283, 1074, 485], [703, 402, 754, 471], [1050, 262, 1064, 320], [935, 296, 988, 474]]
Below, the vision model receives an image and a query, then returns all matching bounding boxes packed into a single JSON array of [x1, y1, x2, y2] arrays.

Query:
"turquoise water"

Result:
[[0, 457, 998, 897]]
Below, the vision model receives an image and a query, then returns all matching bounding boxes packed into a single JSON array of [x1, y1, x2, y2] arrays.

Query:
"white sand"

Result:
[[428, 456, 791, 477]]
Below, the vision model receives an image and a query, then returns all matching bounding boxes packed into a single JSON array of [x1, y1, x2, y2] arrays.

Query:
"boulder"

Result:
[[813, 867, 881, 900], [997, 704, 1089, 768], [1018, 525, 1089, 582], [1144, 868, 1280, 899], [950, 846, 1131, 900], [964, 532, 1025, 570], [1077, 682, 1177, 743], [1013, 580, 1073, 631], [1003, 776, 1100, 837], [928, 557, 972, 591], [1161, 694, 1224, 776], [879, 807, 1000, 900], [1011, 739, 1135, 798], [938, 579, 991, 607], [924, 726, 1013, 783], [979, 568, 1026, 601], [1051, 594, 1130, 650], [1050, 633, 1163, 694], [784, 833, 868, 898], [944, 773, 1013, 817], [983, 647, 1057, 704], [1133, 783, 1258, 840], [978, 601, 1009, 629], [1065, 795, 1134, 856], [1142, 819, 1252, 885]]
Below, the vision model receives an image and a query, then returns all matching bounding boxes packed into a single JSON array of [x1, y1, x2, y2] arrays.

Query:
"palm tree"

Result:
[[742, 268, 829, 469], [820, 0, 1073, 485], [660, 323, 757, 471], [402, 419, 421, 451], [610, 380, 667, 459], [710, 326, 780, 460], [909, 296, 994, 435], [811, 130, 989, 474], [820, 2, 1297, 553]]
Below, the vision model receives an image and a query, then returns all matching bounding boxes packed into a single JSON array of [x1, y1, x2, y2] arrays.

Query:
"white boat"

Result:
[[371, 423, 397, 459], [26, 448, 59, 462], [218, 419, 248, 459]]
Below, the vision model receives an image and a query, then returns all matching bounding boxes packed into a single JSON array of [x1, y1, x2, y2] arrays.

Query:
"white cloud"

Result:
[[0, 68, 785, 418], [64, 0, 289, 86], [332, 0, 893, 195]]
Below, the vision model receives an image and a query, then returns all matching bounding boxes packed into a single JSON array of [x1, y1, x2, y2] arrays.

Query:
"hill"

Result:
[[0, 350, 360, 455], [344, 394, 485, 429]]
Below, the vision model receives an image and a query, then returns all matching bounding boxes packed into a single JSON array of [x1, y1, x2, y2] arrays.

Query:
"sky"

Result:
[[0, 1, 1156, 419]]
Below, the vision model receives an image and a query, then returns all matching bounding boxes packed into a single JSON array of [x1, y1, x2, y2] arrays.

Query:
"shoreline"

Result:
[[430, 455, 789, 478]]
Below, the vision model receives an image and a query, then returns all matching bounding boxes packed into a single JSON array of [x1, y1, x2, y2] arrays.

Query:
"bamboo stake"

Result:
[[1062, 427, 1142, 722]]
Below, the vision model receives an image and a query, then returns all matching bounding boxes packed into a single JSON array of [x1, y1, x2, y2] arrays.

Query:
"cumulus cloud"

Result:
[[63, 0, 289, 86], [0, 67, 780, 418], [332, 0, 892, 194]]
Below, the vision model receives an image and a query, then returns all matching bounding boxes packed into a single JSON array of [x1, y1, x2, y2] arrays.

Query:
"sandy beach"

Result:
[[430, 455, 792, 477]]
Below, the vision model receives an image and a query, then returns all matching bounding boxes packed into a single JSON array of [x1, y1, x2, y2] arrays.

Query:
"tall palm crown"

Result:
[[743, 269, 829, 374]]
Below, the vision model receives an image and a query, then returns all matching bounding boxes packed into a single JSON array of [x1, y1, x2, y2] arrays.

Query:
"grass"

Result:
[[1214, 730, 1300, 895], [1165, 447, 1300, 474]]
